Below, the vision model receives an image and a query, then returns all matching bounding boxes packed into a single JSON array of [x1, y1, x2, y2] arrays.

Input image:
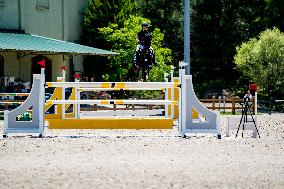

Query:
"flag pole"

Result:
[[184, 0, 190, 75]]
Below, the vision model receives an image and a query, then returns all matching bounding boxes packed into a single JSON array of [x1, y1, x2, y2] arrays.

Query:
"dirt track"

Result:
[[0, 114, 283, 189]]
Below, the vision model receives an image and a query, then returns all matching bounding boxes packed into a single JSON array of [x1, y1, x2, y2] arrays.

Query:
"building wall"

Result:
[[67, 0, 88, 42], [0, 0, 88, 81], [0, 52, 67, 81], [0, 0, 19, 30], [0, 52, 19, 78], [21, 0, 63, 40], [18, 0, 88, 41]]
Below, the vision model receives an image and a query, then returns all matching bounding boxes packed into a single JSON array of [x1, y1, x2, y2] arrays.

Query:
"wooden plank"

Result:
[[48, 118, 174, 129]]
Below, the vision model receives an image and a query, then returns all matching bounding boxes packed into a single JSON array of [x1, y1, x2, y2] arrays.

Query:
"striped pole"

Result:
[[46, 99, 178, 106], [0, 93, 29, 96], [78, 88, 166, 91], [47, 82, 178, 89], [0, 101, 24, 104]]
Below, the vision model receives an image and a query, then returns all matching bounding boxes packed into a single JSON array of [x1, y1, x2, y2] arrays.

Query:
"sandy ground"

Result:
[[0, 113, 284, 189]]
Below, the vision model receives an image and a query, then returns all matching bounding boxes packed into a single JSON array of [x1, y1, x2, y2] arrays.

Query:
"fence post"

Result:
[[223, 96, 226, 113], [232, 98, 235, 115], [93, 104, 97, 111], [212, 96, 215, 110]]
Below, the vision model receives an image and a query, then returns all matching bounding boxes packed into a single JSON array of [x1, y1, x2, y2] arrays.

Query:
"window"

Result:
[[0, 0, 4, 7], [36, 0, 49, 10]]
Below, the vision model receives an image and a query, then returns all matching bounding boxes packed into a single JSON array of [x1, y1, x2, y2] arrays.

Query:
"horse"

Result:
[[126, 46, 156, 81]]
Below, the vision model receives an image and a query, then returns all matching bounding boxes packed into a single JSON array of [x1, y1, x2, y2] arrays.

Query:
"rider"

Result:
[[134, 22, 155, 66], [137, 22, 151, 49]]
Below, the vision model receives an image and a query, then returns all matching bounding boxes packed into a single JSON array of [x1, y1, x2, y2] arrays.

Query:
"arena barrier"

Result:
[[3, 72, 45, 137], [44, 68, 180, 121], [45, 77, 178, 129], [44, 67, 200, 122], [178, 62, 221, 138], [3, 62, 221, 139]]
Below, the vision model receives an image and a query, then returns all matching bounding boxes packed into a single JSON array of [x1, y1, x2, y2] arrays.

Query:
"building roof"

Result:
[[0, 32, 118, 56]]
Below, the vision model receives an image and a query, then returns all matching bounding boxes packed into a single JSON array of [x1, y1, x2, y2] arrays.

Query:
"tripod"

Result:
[[235, 102, 260, 138]]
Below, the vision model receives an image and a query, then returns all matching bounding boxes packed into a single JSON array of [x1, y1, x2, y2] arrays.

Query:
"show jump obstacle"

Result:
[[3, 62, 221, 139]]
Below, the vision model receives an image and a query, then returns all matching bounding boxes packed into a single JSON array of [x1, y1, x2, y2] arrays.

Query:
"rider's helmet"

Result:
[[141, 22, 149, 28]]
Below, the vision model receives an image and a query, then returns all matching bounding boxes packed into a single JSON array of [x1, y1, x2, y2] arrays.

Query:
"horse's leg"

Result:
[[146, 67, 150, 80], [150, 48, 157, 66], [126, 68, 133, 81], [142, 67, 148, 81], [135, 66, 141, 82]]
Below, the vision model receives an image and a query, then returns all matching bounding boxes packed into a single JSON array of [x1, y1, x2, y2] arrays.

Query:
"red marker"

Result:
[[73, 73, 80, 79]]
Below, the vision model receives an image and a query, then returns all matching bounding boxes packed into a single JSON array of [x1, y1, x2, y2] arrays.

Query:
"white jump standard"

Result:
[[178, 62, 221, 138], [3, 72, 45, 138]]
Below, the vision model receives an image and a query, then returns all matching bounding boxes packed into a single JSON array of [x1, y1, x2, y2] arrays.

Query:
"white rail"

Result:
[[0, 102, 24, 104], [46, 99, 178, 105], [0, 93, 30, 96], [78, 88, 165, 91], [47, 82, 178, 89]]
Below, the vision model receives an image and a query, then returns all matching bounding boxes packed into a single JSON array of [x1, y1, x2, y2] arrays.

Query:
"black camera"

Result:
[[240, 96, 251, 107]]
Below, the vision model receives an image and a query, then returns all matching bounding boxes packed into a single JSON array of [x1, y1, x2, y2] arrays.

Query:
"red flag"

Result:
[[73, 73, 80, 79], [37, 59, 45, 68], [60, 66, 66, 71], [249, 83, 257, 92]]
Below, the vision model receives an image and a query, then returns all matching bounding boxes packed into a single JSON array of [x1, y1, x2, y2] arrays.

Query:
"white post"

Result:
[[39, 68, 45, 135], [178, 63, 182, 133], [170, 66, 175, 119], [75, 79, 80, 119], [3, 110, 8, 136], [62, 69, 66, 118], [62, 70, 66, 82], [62, 75, 66, 119], [181, 63, 187, 137], [226, 117, 230, 137], [164, 73, 169, 118], [170, 65, 175, 80], [178, 62, 187, 136], [74, 87, 77, 119], [171, 85, 175, 119], [253, 92, 258, 138]]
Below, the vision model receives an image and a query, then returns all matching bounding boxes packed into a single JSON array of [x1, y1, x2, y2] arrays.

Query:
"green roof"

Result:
[[0, 32, 118, 56]]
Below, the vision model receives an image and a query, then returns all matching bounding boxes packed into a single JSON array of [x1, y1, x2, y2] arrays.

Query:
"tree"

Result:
[[234, 28, 284, 97], [81, 0, 136, 80], [82, 0, 136, 48], [99, 15, 172, 82], [190, 0, 270, 96], [135, 0, 183, 64], [264, 0, 284, 31]]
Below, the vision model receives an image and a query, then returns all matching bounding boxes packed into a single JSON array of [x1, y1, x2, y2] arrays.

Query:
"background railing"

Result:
[[1, 95, 283, 116], [199, 98, 255, 114]]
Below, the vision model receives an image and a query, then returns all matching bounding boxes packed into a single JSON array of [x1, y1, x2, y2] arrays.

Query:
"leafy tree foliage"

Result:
[[99, 15, 172, 82], [190, 0, 269, 96], [82, 0, 136, 48], [81, 0, 136, 80], [136, 0, 274, 96], [135, 0, 183, 64], [234, 28, 284, 97], [263, 0, 284, 31]]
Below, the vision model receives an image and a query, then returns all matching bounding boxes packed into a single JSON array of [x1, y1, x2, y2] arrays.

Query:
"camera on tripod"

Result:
[[236, 88, 260, 138], [240, 96, 252, 107], [240, 89, 253, 107]]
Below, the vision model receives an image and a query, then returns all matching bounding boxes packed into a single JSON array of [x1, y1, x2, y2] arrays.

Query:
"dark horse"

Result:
[[126, 46, 156, 81]]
